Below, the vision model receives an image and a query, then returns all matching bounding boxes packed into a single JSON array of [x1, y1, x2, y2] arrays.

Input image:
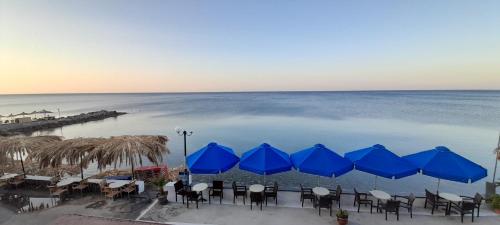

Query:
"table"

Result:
[[25, 175, 53, 182], [192, 183, 208, 192], [439, 192, 463, 215], [370, 190, 391, 201], [57, 177, 82, 187], [249, 184, 265, 192], [0, 173, 19, 181], [312, 187, 329, 196], [108, 180, 130, 189]]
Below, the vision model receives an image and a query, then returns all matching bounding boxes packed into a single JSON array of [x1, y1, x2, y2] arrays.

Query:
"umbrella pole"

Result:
[[436, 178, 441, 193], [18, 151, 26, 178], [374, 176, 378, 190], [317, 175, 320, 187], [493, 134, 500, 183], [80, 155, 84, 180], [130, 159, 135, 180]]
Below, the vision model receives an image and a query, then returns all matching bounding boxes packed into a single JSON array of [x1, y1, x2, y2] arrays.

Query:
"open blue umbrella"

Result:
[[239, 143, 292, 176], [187, 142, 240, 174], [403, 146, 487, 191], [291, 144, 353, 178], [345, 144, 418, 189]]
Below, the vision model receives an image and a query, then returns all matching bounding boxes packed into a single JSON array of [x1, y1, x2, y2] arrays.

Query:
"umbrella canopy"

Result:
[[403, 146, 487, 183], [291, 144, 353, 177], [37, 109, 53, 114], [31, 137, 106, 179], [83, 135, 169, 178], [187, 142, 239, 174], [239, 143, 292, 175], [0, 136, 62, 176], [345, 144, 418, 179], [16, 112, 29, 117]]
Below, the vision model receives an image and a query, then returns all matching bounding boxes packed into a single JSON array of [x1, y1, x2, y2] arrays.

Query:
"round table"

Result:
[[249, 184, 265, 192], [192, 183, 208, 192], [370, 190, 391, 201], [439, 192, 463, 215], [312, 187, 329, 196]]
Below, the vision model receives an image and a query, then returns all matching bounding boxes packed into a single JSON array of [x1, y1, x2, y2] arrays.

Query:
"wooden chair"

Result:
[[9, 175, 25, 189], [174, 180, 188, 203], [250, 192, 263, 210], [381, 200, 400, 221], [317, 196, 332, 216], [451, 201, 475, 223], [395, 193, 416, 218], [424, 189, 447, 214], [48, 185, 67, 202], [264, 182, 278, 205], [353, 188, 373, 213], [122, 181, 137, 198], [461, 193, 483, 217], [300, 184, 315, 207], [232, 181, 247, 205], [328, 185, 342, 208], [72, 179, 89, 197], [105, 187, 122, 200], [186, 191, 203, 209], [209, 180, 224, 204]]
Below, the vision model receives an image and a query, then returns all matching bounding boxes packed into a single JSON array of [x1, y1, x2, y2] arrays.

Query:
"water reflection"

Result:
[[0, 193, 59, 213]]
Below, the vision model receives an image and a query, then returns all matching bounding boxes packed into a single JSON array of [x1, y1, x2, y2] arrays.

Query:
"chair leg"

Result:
[[250, 202, 253, 210], [370, 203, 373, 214], [397, 210, 399, 221], [209, 195, 211, 204], [410, 208, 413, 218], [220, 195, 222, 204], [330, 207, 332, 216], [385, 211, 388, 220], [318, 207, 321, 216], [461, 213, 464, 223], [233, 196, 236, 204], [357, 203, 361, 213], [476, 207, 479, 217], [260, 201, 262, 211], [266, 197, 268, 206]]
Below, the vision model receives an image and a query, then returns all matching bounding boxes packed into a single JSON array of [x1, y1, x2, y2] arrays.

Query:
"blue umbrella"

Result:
[[345, 144, 418, 189], [239, 143, 292, 176], [403, 146, 487, 191], [291, 144, 353, 178], [187, 142, 240, 174]]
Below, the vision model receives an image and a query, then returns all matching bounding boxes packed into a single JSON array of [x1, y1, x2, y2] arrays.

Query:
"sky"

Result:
[[1, 0, 499, 94]]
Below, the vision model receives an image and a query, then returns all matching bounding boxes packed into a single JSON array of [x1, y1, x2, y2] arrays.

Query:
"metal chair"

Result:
[[381, 200, 400, 221], [461, 193, 483, 217], [250, 191, 263, 210], [232, 181, 247, 205], [209, 180, 224, 204], [187, 191, 203, 209], [451, 201, 476, 223], [264, 182, 278, 205], [300, 184, 315, 207], [424, 189, 447, 214], [174, 180, 188, 203], [354, 188, 373, 213], [327, 185, 342, 208], [394, 193, 415, 218], [317, 196, 332, 216]]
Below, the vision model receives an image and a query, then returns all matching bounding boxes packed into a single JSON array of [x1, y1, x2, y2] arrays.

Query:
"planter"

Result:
[[337, 217, 348, 225]]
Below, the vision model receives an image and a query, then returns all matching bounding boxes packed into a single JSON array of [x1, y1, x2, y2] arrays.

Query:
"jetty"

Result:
[[0, 110, 126, 136]]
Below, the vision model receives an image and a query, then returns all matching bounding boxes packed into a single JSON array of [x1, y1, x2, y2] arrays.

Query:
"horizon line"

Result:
[[1, 89, 500, 96]]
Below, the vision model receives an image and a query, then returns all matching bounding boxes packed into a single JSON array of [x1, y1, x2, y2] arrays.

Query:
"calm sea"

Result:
[[1, 91, 499, 195]]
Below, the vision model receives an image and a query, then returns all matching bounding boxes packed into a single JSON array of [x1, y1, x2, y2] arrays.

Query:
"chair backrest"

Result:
[[425, 189, 436, 203], [174, 180, 184, 191], [408, 193, 416, 206], [474, 193, 483, 205], [250, 192, 263, 201], [462, 201, 476, 211], [354, 188, 360, 198], [273, 182, 278, 193], [336, 185, 342, 198], [213, 180, 223, 190], [385, 200, 400, 211], [318, 197, 331, 207]]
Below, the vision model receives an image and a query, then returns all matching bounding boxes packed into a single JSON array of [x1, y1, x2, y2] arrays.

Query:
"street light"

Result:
[[175, 126, 193, 171]]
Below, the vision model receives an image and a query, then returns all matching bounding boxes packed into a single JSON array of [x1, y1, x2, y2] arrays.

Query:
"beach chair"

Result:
[[264, 182, 278, 205], [450, 201, 475, 223], [250, 192, 263, 210], [424, 189, 447, 214], [232, 181, 247, 205], [354, 188, 373, 213], [327, 185, 342, 208], [394, 193, 415, 218], [122, 180, 137, 198], [300, 184, 315, 207], [380, 200, 400, 221], [72, 179, 89, 197], [317, 196, 332, 216], [209, 180, 223, 204], [186, 191, 203, 209], [174, 180, 188, 204], [460, 193, 483, 217]]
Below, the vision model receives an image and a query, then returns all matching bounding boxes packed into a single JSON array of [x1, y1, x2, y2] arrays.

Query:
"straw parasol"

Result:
[[0, 136, 62, 177], [37, 109, 53, 118], [32, 137, 106, 179], [84, 135, 169, 179]]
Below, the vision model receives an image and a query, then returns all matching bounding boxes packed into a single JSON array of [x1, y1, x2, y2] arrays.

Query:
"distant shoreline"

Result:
[[1, 89, 499, 96]]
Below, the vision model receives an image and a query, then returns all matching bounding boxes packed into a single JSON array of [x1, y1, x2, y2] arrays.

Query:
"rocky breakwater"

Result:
[[0, 110, 126, 136]]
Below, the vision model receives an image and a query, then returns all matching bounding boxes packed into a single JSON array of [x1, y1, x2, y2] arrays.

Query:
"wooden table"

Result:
[[249, 184, 265, 192], [0, 173, 19, 181], [439, 192, 463, 215], [57, 177, 82, 187]]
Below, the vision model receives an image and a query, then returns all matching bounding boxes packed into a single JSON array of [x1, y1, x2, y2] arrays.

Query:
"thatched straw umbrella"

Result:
[[0, 136, 62, 177], [84, 135, 169, 179], [32, 137, 106, 179]]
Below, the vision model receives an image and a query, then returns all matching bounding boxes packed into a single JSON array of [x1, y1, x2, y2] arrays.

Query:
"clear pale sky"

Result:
[[1, 0, 499, 94]]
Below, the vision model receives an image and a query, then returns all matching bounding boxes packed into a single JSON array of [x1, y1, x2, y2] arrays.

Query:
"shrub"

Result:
[[336, 209, 349, 219], [492, 194, 500, 209]]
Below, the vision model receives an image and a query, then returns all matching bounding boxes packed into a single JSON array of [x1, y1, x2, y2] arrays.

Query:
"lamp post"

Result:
[[175, 127, 193, 171]]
